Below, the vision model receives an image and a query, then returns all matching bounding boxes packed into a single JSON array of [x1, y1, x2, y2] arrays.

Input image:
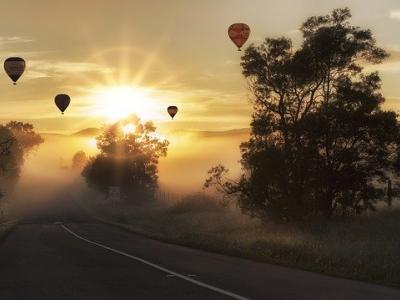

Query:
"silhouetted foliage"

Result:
[[82, 115, 169, 200], [6, 121, 44, 152], [205, 8, 400, 221], [72, 151, 87, 170], [0, 122, 43, 198]]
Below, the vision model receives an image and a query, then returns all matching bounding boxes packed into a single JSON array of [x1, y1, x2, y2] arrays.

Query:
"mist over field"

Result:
[[14, 129, 248, 200], [158, 129, 248, 193]]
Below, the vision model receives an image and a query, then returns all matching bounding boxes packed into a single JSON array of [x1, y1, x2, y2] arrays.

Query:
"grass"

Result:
[[0, 220, 18, 244], [79, 193, 400, 288], [0, 204, 18, 244]]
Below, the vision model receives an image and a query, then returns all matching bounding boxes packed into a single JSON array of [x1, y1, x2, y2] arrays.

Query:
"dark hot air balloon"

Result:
[[167, 106, 178, 119], [228, 23, 250, 51], [55, 94, 71, 114], [4, 57, 25, 85]]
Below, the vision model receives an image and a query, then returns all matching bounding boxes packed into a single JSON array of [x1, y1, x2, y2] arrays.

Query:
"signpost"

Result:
[[108, 186, 121, 204]]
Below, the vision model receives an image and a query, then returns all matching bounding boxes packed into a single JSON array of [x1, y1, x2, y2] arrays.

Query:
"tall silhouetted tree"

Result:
[[82, 115, 169, 201], [205, 8, 400, 220]]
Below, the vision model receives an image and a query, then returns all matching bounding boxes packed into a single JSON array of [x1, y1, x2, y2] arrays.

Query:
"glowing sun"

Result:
[[91, 85, 160, 121], [122, 123, 136, 134]]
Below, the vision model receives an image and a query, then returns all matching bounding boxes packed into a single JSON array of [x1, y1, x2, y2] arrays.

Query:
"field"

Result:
[[80, 193, 400, 288]]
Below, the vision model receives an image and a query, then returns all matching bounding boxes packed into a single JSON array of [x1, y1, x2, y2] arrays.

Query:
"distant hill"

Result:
[[196, 128, 250, 137], [70, 127, 250, 138], [72, 128, 100, 137], [39, 132, 66, 137], [173, 128, 250, 138]]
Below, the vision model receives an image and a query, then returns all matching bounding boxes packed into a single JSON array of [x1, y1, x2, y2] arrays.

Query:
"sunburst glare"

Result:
[[90, 85, 162, 122], [69, 46, 178, 129], [122, 123, 136, 134], [86, 138, 97, 148]]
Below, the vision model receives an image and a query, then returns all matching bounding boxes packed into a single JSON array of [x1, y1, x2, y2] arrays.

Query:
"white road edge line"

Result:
[[61, 224, 251, 300]]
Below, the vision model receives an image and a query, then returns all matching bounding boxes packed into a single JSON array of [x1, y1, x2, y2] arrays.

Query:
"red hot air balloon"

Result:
[[167, 106, 178, 119], [4, 57, 25, 85], [55, 94, 71, 114], [228, 23, 251, 51]]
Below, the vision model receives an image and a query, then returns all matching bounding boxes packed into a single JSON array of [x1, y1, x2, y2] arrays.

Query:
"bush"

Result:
[[166, 193, 223, 214]]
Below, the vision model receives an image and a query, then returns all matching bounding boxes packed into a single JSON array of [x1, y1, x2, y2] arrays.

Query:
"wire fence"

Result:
[[154, 190, 186, 202]]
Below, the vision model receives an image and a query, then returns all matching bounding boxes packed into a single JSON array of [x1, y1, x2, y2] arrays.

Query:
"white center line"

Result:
[[61, 224, 251, 300]]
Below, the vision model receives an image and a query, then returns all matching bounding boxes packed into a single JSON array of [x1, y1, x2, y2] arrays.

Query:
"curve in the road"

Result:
[[61, 224, 251, 300]]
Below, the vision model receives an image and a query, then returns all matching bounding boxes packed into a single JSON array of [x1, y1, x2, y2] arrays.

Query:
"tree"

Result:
[[0, 127, 22, 191], [6, 121, 44, 153], [205, 8, 400, 221], [72, 151, 87, 170], [0, 122, 43, 198], [82, 115, 169, 200]]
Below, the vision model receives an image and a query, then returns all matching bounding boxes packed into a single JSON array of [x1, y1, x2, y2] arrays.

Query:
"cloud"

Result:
[[33, 61, 113, 73], [389, 10, 400, 20], [367, 62, 400, 73], [26, 60, 114, 79], [0, 36, 34, 45], [364, 49, 400, 73]]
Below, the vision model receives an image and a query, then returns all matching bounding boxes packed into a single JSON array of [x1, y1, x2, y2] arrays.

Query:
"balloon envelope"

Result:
[[228, 23, 250, 51], [55, 94, 71, 114], [4, 57, 25, 84], [167, 106, 178, 119]]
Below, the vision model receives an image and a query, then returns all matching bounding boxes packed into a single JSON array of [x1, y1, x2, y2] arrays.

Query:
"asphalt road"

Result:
[[1, 199, 400, 300]]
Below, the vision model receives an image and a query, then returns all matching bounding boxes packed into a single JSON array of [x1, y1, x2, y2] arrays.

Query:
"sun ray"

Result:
[[51, 39, 183, 128], [122, 123, 136, 134], [89, 85, 164, 122]]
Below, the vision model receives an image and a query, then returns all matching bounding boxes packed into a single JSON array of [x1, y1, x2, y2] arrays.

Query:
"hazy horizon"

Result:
[[15, 128, 248, 195]]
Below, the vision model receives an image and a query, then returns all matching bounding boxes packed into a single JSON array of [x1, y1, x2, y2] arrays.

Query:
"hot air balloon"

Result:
[[55, 94, 70, 114], [167, 106, 178, 119], [228, 23, 250, 51], [4, 57, 25, 85]]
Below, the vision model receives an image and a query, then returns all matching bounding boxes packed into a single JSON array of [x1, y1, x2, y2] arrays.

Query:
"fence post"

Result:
[[387, 179, 392, 208]]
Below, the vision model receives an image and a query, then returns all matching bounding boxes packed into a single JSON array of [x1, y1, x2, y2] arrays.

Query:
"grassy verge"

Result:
[[78, 194, 400, 288], [0, 220, 18, 244]]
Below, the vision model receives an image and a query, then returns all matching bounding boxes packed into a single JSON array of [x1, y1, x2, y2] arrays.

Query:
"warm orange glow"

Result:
[[122, 124, 136, 134], [89, 85, 161, 122], [87, 138, 97, 148]]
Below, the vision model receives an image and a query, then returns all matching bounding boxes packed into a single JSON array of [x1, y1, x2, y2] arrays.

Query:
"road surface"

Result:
[[0, 198, 399, 300]]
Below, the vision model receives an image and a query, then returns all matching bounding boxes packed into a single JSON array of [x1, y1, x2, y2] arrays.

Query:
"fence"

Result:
[[154, 190, 186, 202]]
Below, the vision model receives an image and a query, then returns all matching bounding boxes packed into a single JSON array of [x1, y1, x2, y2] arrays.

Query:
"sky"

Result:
[[0, 0, 400, 134]]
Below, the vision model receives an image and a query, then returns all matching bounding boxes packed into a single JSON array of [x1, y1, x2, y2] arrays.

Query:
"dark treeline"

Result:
[[205, 8, 400, 221], [0, 121, 43, 200]]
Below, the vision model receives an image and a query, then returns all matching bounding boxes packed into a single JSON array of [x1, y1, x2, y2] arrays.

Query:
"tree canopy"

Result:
[[0, 122, 43, 198], [205, 8, 400, 221], [82, 115, 169, 200]]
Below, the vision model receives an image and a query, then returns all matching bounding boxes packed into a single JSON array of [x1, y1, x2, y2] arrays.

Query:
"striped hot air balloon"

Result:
[[228, 23, 251, 51]]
